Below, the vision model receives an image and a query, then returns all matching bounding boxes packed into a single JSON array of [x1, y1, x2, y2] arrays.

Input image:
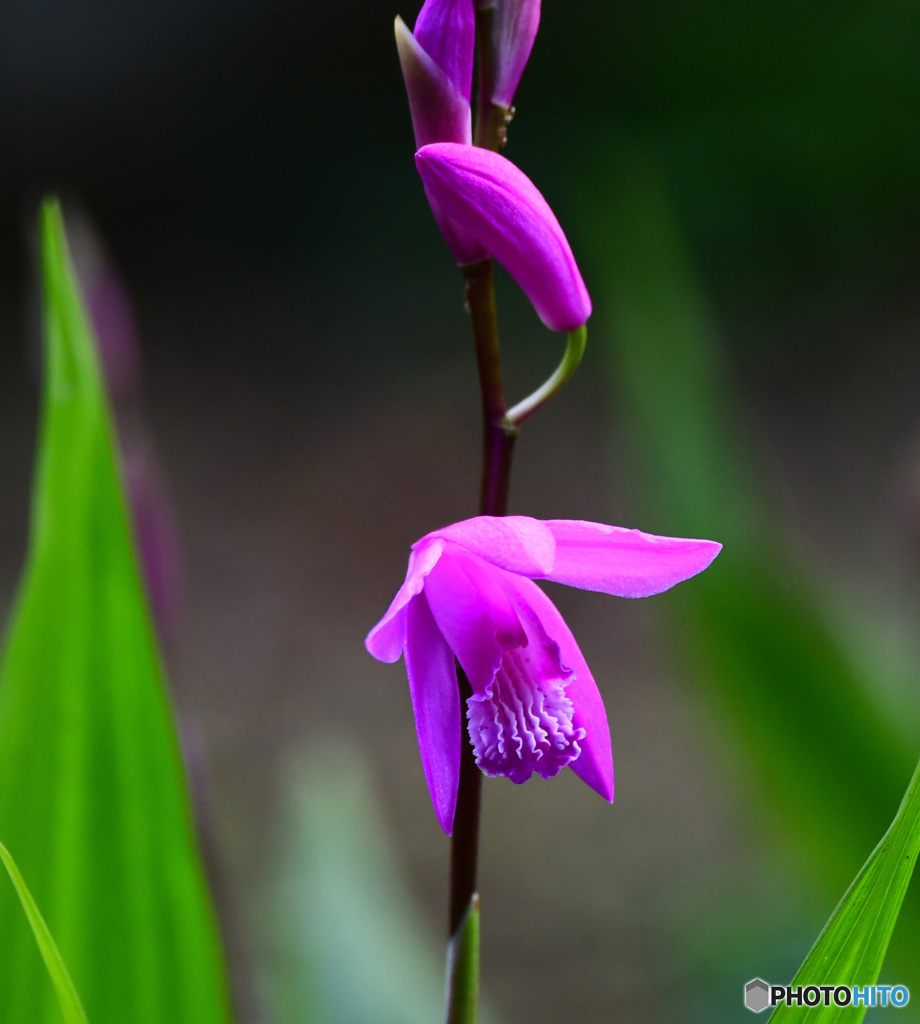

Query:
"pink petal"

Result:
[[396, 17, 472, 148], [498, 572, 613, 800], [539, 520, 722, 598], [422, 515, 555, 577], [405, 593, 462, 834], [365, 538, 445, 662], [492, 0, 541, 108], [423, 544, 526, 695], [414, 144, 591, 331], [413, 0, 475, 104]]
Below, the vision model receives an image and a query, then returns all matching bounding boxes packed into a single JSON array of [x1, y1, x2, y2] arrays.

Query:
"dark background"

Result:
[[2, 2, 920, 1021]]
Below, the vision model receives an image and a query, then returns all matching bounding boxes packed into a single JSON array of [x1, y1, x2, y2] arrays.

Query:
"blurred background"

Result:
[[2, 0, 920, 1021]]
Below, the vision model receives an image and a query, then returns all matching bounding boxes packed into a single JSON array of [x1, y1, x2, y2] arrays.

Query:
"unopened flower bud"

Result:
[[415, 142, 591, 331]]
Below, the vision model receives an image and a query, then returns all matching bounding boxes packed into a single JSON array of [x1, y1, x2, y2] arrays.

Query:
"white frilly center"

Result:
[[466, 644, 585, 784]]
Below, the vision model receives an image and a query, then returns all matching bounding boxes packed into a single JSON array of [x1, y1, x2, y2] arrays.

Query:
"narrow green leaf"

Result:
[[0, 840, 88, 1024], [0, 199, 232, 1023], [447, 894, 480, 1024], [769, 757, 920, 1022]]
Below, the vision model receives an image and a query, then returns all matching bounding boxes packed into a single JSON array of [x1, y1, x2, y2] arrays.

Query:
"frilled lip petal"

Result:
[[414, 143, 591, 332], [365, 538, 445, 662], [412, 0, 475, 104], [422, 544, 527, 694], [405, 593, 462, 833], [492, 0, 541, 108], [539, 520, 722, 597], [497, 571, 613, 801]]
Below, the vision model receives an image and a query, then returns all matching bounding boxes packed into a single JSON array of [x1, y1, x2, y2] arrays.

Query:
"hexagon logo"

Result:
[[745, 978, 770, 1013]]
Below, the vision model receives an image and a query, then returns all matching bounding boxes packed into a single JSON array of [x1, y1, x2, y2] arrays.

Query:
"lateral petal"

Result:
[[365, 538, 445, 662], [405, 593, 462, 834], [540, 520, 722, 598]]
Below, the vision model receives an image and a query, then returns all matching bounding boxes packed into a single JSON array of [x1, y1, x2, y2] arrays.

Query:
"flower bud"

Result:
[[395, 17, 471, 148], [412, 0, 475, 104], [491, 0, 541, 109], [415, 143, 591, 331], [396, 1, 486, 263]]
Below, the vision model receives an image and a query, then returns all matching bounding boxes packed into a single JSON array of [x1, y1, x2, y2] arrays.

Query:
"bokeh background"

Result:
[[2, 1, 920, 1021]]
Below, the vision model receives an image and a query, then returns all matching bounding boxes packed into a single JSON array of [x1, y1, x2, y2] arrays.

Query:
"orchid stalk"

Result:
[[387, 5, 721, 1022]]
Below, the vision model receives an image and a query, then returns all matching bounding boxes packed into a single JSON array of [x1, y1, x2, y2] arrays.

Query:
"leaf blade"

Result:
[[0, 199, 232, 1024], [769, 757, 920, 1022]]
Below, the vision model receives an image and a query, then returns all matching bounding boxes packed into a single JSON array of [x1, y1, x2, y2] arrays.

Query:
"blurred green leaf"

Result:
[[577, 153, 920, 981], [265, 743, 501, 1024], [769, 757, 920, 1023], [266, 745, 446, 1024], [0, 200, 232, 1023], [0, 839, 88, 1024]]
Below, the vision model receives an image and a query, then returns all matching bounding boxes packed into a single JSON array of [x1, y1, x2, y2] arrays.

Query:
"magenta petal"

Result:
[[405, 593, 462, 833], [492, 0, 541, 108], [415, 144, 592, 330], [365, 538, 445, 662], [423, 544, 526, 694], [413, 0, 475, 103], [423, 515, 555, 577], [396, 17, 472, 148], [539, 520, 722, 597], [498, 573, 613, 800]]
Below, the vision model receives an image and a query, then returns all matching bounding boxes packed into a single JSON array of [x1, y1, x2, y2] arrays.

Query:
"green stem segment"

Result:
[[505, 325, 588, 426]]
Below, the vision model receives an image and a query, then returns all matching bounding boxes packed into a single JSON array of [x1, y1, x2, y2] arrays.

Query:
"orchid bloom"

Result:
[[366, 516, 721, 833], [416, 143, 591, 331]]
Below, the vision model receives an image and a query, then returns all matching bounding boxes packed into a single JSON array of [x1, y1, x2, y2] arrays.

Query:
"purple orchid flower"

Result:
[[366, 516, 722, 833], [490, 0, 542, 109], [415, 143, 591, 331], [396, 0, 486, 264]]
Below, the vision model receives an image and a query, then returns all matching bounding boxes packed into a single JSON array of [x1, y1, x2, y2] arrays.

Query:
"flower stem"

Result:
[[463, 259, 518, 519], [445, 259, 516, 1024]]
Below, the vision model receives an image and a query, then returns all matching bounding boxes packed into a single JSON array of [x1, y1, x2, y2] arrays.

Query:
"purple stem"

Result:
[[447, 261, 516, 969]]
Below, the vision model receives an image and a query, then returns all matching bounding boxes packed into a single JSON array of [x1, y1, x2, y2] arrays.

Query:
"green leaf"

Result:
[[0, 199, 232, 1023], [0, 839, 88, 1024], [769, 757, 920, 1022]]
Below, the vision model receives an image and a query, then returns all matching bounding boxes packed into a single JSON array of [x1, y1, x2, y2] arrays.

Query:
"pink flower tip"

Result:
[[366, 515, 721, 832]]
